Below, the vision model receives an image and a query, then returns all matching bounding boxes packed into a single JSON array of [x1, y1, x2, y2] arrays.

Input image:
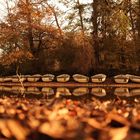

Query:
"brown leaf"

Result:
[[109, 126, 129, 140], [6, 120, 29, 140], [39, 121, 65, 138], [0, 120, 12, 138], [106, 113, 130, 127], [82, 118, 103, 129]]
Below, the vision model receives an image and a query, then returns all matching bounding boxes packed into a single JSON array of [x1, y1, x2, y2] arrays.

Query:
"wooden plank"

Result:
[[0, 82, 140, 88]]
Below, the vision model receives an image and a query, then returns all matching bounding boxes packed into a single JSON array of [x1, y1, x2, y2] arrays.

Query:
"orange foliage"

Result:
[[0, 50, 33, 66]]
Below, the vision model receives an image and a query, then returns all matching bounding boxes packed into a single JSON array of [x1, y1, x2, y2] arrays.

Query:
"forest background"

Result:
[[0, 0, 140, 76]]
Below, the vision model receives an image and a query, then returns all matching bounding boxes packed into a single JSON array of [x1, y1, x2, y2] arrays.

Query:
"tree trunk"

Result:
[[91, 0, 100, 68], [77, 0, 84, 34], [46, 3, 62, 36], [26, 0, 36, 55], [138, 0, 140, 39], [128, 0, 136, 41]]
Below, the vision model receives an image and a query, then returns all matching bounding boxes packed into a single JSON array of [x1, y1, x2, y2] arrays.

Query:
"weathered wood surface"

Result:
[[0, 82, 140, 87]]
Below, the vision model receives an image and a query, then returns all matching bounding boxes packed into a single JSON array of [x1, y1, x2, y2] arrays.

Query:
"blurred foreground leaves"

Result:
[[0, 95, 140, 140]]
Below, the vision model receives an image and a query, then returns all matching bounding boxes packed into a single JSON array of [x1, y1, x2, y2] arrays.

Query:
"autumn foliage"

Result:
[[0, 0, 139, 75]]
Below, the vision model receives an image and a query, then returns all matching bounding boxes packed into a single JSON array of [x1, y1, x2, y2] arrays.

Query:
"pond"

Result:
[[0, 85, 140, 140], [0, 86, 140, 99]]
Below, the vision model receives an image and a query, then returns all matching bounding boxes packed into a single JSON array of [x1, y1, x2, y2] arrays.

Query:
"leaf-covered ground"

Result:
[[0, 91, 140, 140]]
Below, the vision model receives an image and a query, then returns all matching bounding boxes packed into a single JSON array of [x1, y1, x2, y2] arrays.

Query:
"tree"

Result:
[[0, 0, 139, 75]]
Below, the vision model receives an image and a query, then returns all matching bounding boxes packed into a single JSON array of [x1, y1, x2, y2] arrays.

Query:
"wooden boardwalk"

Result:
[[0, 82, 140, 88]]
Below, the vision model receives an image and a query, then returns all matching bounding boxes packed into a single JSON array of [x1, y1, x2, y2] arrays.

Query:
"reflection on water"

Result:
[[72, 87, 89, 96], [42, 87, 55, 96], [130, 88, 140, 96], [114, 88, 130, 97], [3, 86, 12, 92], [27, 87, 40, 92], [0, 86, 140, 99], [114, 88, 140, 97], [56, 87, 71, 96], [26, 87, 41, 95], [11, 86, 26, 94], [91, 88, 106, 97]]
